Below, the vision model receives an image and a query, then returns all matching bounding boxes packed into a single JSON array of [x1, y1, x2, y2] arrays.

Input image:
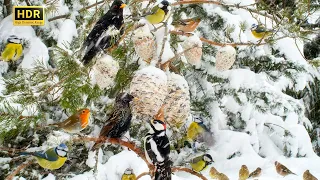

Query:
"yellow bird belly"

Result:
[[146, 9, 166, 24], [121, 174, 137, 180], [187, 122, 203, 142], [251, 30, 272, 39], [1, 43, 23, 61], [36, 156, 67, 170], [191, 160, 207, 172]]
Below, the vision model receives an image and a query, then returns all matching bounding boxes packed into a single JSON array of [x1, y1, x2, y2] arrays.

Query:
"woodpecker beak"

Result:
[[120, 3, 126, 8]]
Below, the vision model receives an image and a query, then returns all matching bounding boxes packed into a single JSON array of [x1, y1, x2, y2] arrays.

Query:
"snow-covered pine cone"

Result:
[[164, 73, 190, 129], [129, 66, 167, 121], [181, 35, 202, 66], [91, 55, 119, 89], [132, 25, 156, 64], [215, 45, 236, 71]]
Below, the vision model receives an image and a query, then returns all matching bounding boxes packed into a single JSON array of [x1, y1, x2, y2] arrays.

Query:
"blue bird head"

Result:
[[55, 143, 69, 157], [251, 23, 258, 30], [193, 116, 204, 124], [7, 35, 22, 44]]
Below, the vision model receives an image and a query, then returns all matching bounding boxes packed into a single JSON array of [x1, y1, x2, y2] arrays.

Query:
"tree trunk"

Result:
[[4, 0, 12, 16]]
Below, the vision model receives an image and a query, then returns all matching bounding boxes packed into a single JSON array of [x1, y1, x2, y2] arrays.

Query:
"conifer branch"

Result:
[[5, 159, 34, 180], [48, 0, 108, 22]]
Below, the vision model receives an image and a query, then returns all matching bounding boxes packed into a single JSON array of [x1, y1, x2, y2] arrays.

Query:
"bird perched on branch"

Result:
[[248, 167, 262, 178], [190, 153, 213, 172], [172, 18, 201, 33], [1, 35, 23, 62], [48, 108, 90, 133], [275, 161, 296, 176], [121, 168, 137, 180], [250, 24, 274, 39], [81, 0, 126, 65], [186, 116, 214, 149], [303, 170, 318, 180], [145, 117, 171, 180], [92, 93, 135, 150], [239, 165, 249, 180], [145, 0, 171, 25], [19, 143, 68, 170]]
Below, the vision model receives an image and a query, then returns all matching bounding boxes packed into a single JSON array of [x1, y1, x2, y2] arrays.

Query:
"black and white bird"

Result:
[[82, 0, 126, 65], [91, 93, 135, 150], [144, 119, 171, 180]]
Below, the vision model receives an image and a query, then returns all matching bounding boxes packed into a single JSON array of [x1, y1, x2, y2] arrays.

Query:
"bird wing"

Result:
[[255, 25, 274, 33], [145, 135, 158, 164], [20, 148, 58, 161], [191, 155, 203, 164], [98, 109, 122, 137]]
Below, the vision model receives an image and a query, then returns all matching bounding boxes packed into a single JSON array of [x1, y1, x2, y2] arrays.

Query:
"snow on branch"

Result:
[[5, 159, 34, 180]]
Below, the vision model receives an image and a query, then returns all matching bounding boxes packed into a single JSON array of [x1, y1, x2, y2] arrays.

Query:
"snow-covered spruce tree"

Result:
[[0, 0, 320, 179]]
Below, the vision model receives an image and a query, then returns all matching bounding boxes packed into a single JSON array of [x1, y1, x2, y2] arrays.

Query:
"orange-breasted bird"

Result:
[[173, 18, 201, 33], [48, 108, 90, 133], [275, 161, 296, 176]]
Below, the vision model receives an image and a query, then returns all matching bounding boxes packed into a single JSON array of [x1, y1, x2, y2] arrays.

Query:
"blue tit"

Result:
[[145, 0, 171, 24], [251, 24, 274, 39], [186, 116, 210, 143], [1, 35, 23, 62], [121, 168, 137, 180], [19, 143, 68, 170], [190, 154, 213, 172]]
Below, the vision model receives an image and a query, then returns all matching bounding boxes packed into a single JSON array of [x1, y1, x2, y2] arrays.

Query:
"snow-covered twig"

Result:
[[160, 46, 195, 72], [5, 159, 34, 180], [48, 0, 108, 22]]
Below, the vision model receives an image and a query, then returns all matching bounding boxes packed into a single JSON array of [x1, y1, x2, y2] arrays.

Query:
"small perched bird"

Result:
[[275, 161, 296, 176], [145, 119, 171, 180], [209, 166, 220, 179], [248, 167, 262, 178], [190, 154, 213, 172], [145, 0, 171, 24], [82, 0, 126, 65], [19, 143, 68, 170], [186, 116, 214, 148], [48, 108, 90, 133], [303, 170, 318, 180], [92, 93, 135, 150], [1, 35, 23, 62], [121, 168, 137, 180], [251, 24, 274, 39], [239, 165, 249, 180], [172, 18, 201, 33], [217, 173, 230, 180]]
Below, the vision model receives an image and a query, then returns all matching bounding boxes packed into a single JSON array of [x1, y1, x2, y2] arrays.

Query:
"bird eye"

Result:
[[82, 110, 85, 113], [114, 5, 118, 8]]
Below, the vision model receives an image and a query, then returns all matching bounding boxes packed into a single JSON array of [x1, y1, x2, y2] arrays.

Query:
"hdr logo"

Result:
[[13, 6, 45, 26]]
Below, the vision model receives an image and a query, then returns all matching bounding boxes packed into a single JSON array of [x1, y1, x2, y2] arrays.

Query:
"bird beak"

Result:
[[120, 3, 126, 8], [133, 97, 139, 101]]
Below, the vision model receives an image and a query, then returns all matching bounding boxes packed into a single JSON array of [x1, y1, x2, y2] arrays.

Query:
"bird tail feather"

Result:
[[19, 152, 33, 156], [155, 160, 172, 180]]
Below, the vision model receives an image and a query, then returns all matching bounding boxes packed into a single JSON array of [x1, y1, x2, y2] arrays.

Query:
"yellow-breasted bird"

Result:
[[190, 154, 213, 172], [209, 166, 220, 179], [251, 24, 274, 39], [248, 167, 262, 178], [303, 170, 318, 180], [217, 173, 229, 180], [82, 0, 126, 65], [275, 161, 296, 176], [239, 165, 249, 180], [1, 35, 23, 62], [186, 116, 214, 148], [145, 0, 171, 25], [19, 143, 68, 170], [172, 18, 201, 33], [48, 108, 90, 133], [121, 168, 137, 180]]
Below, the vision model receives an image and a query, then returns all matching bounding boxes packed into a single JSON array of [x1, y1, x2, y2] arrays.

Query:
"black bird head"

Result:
[[149, 119, 167, 132], [116, 92, 135, 104], [111, 0, 126, 11], [159, 0, 170, 14], [203, 154, 213, 164]]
